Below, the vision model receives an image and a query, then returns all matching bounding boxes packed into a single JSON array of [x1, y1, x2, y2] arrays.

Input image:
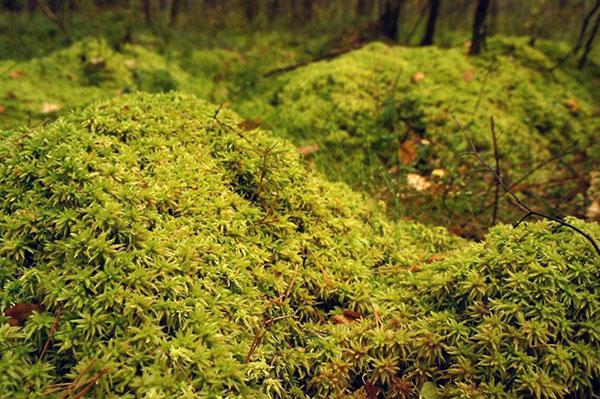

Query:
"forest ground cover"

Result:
[[0, 5, 600, 398]]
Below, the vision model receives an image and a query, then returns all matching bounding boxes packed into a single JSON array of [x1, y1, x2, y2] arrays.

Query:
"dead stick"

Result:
[[39, 303, 63, 360]]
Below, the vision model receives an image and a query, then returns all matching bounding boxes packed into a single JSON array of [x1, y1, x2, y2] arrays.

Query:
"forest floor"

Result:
[[0, 12, 599, 399]]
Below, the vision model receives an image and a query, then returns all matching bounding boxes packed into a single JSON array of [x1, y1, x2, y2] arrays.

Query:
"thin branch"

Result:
[[459, 116, 600, 256], [39, 302, 63, 360], [490, 116, 501, 225]]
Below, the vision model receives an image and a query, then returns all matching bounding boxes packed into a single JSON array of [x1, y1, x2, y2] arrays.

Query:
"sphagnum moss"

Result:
[[0, 92, 460, 398], [1, 93, 597, 398]]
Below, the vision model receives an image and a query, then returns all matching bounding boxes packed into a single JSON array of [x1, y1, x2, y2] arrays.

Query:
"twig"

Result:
[[490, 116, 501, 225], [39, 302, 63, 360], [72, 368, 109, 399], [459, 116, 600, 256]]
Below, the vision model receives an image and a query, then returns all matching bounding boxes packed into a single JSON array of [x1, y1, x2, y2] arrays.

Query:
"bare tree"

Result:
[[469, 0, 491, 55], [420, 0, 440, 46]]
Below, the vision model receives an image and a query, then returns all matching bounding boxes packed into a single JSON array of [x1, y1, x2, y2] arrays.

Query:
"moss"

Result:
[[240, 37, 600, 236], [0, 38, 195, 129], [303, 218, 600, 398], [0, 92, 461, 398]]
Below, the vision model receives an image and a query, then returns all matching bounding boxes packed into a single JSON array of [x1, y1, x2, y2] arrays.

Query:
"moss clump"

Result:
[[240, 37, 600, 236], [307, 219, 600, 398], [0, 92, 461, 397], [0, 38, 194, 129]]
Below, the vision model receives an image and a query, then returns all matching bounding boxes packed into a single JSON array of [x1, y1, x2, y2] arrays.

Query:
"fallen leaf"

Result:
[[298, 143, 320, 157], [5, 303, 43, 326], [398, 139, 417, 165], [41, 102, 62, 114], [237, 118, 261, 131], [563, 97, 580, 114], [0, 104, 5, 114], [125, 59, 136, 69], [586, 200, 600, 221], [411, 71, 426, 84], [9, 70, 24, 80], [90, 57, 105, 66], [331, 314, 352, 325], [343, 309, 362, 320], [463, 69, 476, 82], [406, 173, 432, 192]]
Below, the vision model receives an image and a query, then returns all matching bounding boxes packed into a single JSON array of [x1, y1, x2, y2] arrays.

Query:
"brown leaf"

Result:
[[398, 139, 417, 165], [9, 70, 24, 80], [298, 143, 320, 157], [237, 118, 261, 131], [5, 303, 43, 326], [411, 71, 426, 84], [331, 314, 352, 325], [343, 309, 362, 320], [0, 104, 5, 114], [587, 200, 600, 221], [563, 97, 580, 114], [463, 69, 476, 82]]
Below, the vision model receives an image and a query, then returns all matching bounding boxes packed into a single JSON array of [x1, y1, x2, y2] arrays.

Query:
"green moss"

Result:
[[240, 37, 600, 235], [0, 92, 460, 397], [0, 38, 196, 129]]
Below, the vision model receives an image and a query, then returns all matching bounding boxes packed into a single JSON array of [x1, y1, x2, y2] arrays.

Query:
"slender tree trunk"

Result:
[[378, 0, 401, 40], [2, 0, 20, 11], [578, 10, 600, 69], [143, 0, 152, 25], [245, 0, 258, 22], [267, 0, 280, 21], [356, 0, 371, 17], [28, 0, 36, 15], [420, 0, 440, 45], [302, 0, 313, 22], [469, 0, 490, 55], [169, 0, 180, 25]]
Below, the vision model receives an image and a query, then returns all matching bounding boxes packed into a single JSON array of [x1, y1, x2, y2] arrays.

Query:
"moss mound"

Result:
[[371, 219, 600, 398], [0, 39, 196, 129], [241, 37, 600, 236], [0, 92, 462, 397]]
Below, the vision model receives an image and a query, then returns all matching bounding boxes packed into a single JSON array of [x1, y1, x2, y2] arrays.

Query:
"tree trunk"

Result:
[[245, 0, 258, 22], [267, 0, 280, 21], [420, 0, 440, 46], [169, 0, 180, 25], [143, 0, 152, 25], [302, 0, 312, 22], [578, 10, 600, 69], [2, 0, 20, 11], [469, 0, 490, 55], [378, 0, 401, 40]]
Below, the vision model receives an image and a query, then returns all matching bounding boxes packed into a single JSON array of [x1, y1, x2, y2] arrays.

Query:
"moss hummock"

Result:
[[0, 92, 460, 398]]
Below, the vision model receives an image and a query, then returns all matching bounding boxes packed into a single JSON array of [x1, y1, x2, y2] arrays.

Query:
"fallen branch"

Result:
[[263, 43, 365, 78]]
